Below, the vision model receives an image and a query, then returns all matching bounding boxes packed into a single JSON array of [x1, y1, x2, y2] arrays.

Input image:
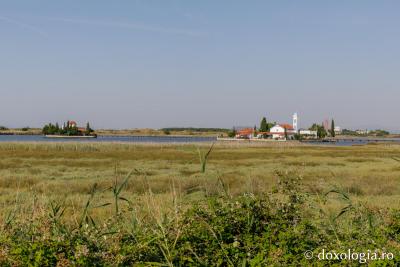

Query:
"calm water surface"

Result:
[[302, 138, 400, 146], [1, 135, 400, 146]]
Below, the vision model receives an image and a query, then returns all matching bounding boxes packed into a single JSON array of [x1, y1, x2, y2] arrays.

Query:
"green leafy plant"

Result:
[[78, 183, 111, 229], [0, 166, 399, 266], [110, 165, 134, 215]]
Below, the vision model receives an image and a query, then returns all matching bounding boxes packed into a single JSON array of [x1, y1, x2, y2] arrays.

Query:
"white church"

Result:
[[267, 113, 298, 140]]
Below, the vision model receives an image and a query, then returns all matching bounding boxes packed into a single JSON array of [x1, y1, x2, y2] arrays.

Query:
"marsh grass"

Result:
[[0, 142, 399, 265], [0, 142, 400, 214]]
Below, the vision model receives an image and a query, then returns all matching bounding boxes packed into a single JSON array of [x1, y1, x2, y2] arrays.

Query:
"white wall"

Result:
[[270, 125, 285, 133]]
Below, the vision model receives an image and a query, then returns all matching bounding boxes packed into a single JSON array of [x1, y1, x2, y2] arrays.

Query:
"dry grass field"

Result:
[[0, 141, 399, 265], [1, 142, 399, 220]]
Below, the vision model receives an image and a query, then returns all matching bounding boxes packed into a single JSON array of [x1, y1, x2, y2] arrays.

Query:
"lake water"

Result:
[[1, 135, 399, 146], [301, 138, 400, 146], [0, 135, 217, 143]]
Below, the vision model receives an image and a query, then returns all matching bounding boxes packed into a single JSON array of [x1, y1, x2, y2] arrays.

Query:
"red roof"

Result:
[[237, 128, 254, 135], [277, 124, 294, 130]]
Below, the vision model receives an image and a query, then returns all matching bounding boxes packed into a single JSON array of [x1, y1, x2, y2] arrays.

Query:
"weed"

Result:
[[197, 142, 215, 173]]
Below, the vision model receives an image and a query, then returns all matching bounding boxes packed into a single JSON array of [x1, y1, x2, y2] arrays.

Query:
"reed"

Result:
[[197, 142, 215, 173], [0, 142, 399, 265]]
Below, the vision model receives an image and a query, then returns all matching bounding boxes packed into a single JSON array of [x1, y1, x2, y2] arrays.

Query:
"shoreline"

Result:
[[0, 128, 400, 141], [44, 135, 97, 138], [1, 127, 228, 137], [0, 133, 220, 138]]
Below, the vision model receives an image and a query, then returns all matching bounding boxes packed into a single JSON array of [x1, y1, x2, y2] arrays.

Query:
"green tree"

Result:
[[309, 123, 327, 139], [85, 122, 93, 135], [228, 127, 237, 138], [317, 124, 327, 139], [259, 117, 268, 132], [330, 120, 335, 137], [309, 123, 318, 131], [42, 125, 49, 135]]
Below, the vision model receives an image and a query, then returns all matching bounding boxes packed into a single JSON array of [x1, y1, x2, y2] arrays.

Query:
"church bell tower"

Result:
[[293, 113, 298, 132]]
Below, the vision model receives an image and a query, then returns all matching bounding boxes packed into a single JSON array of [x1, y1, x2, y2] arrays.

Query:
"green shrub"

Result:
[[0, 171, 399, 266]]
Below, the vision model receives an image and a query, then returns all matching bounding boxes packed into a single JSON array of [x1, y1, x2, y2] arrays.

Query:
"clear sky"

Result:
[[1, 1, 399, 131]]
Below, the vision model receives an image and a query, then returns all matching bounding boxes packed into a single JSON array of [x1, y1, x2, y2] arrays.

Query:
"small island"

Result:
[[42, 120, 97, 138]]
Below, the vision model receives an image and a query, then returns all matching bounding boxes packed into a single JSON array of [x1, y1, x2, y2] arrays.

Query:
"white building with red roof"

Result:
[[235, 128, 255, 139], [269, 124, 296, 140], [69, 121, 78, 128]]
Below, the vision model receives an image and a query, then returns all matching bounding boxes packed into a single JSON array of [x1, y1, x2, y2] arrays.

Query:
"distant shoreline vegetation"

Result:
[[160, 127, 230, 135], [0, 124, 395, 138], [342, 129, 390, 137], [42, 121, 96, 137]]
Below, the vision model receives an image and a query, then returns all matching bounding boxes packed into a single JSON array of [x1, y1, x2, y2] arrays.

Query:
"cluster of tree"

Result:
[[368, 129, 390, 136], [342, 129, 361, 135], [227, 117, 276, 138], [330, 120, 335, 137], [162, 129, 171, 135], [0, 126, 31, 132], [309, 123, 328, 139], [308, 119, 336, 139], [42, 121, 94, 136], [227, 128, 237, 138], [258, 117, 274, 132], [341, 129, 390, 136], [254, 117, 276, 138]]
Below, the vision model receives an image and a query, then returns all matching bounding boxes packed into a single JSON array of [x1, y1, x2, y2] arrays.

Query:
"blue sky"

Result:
[[0, 1, 399, 131]]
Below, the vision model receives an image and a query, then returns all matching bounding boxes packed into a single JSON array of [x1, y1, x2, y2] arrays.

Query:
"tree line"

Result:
[[42, 121, 94, 136]]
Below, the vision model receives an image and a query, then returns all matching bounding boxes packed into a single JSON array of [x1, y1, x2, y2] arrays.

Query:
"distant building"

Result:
[[235, 128, 254, 139], [234, 113, 298, 140], [356, 129, 369, 135], [68, 121, 78, 128], [269, 124, 296, 140], [299, 129, 318, 139], [334, 126, 342, 135]]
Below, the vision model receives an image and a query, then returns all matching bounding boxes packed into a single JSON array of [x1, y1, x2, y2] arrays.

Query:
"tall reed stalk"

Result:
[[197, 142, 215, 173]]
